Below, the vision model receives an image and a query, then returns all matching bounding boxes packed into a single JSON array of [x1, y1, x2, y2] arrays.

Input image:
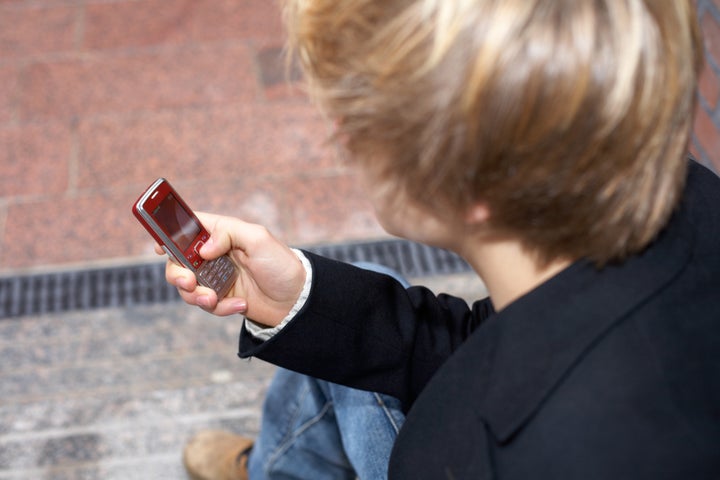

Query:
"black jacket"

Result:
[[240, 161, 720, 479]]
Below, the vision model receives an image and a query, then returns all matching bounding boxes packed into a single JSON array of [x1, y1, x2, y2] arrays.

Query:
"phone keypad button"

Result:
[[197, 255, 237, 295]]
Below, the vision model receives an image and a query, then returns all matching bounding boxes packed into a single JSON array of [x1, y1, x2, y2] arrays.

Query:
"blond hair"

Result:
[[285, 0, 704, 265]]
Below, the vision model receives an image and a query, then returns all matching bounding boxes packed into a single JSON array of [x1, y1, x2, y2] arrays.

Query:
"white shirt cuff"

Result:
[[243, 248, 313, 341]]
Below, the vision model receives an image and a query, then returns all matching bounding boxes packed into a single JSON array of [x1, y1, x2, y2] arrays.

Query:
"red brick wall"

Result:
[[693, 0, 720, 173]]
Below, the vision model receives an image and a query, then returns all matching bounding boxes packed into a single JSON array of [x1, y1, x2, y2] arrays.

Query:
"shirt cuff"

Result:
[[243, 248, 313, 342]]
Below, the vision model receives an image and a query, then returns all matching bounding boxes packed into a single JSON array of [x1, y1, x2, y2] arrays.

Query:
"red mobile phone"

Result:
[[132, 178, 239, 299]]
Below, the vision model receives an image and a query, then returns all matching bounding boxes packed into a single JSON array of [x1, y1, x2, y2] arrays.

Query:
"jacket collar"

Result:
[[465, 203, 695, 443]]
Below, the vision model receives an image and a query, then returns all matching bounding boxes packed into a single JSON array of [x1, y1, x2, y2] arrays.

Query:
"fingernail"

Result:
[[233, 300, 248, 314], [200, 237, 214, 254]]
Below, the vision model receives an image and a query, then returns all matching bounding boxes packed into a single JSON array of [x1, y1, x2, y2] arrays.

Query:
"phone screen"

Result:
[[152, 193, 201, 251]]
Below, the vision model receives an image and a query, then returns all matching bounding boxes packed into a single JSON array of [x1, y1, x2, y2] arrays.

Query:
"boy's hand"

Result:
[[161, 213, 306, 327]]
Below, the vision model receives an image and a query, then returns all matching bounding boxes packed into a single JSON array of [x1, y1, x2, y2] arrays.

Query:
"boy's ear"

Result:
[[464, 202, 491, 226]]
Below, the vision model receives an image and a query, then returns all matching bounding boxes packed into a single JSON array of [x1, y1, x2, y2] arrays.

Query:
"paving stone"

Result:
[[83, 0, 283, 51], [75, 102, 330, 191], [0, 122, 72, 198], [0, 4, 77, 60], [18, 43, 259, 121]]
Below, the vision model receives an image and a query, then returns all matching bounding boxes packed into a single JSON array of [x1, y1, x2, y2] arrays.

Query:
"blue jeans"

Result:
[[247, 263, 409, 480]]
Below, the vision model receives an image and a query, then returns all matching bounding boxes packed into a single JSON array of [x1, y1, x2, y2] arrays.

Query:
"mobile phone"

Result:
[[132, 178, 239, 299]]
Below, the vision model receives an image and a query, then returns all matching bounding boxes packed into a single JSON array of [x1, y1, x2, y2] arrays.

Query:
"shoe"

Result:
[[183, 430, 254, 480]]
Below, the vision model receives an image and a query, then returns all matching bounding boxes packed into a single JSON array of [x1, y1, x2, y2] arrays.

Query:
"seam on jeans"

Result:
[[284, 381, 312, 443], [262, 380, 310, 473], [373, 393, 402, 434], [265, 398, 336, 472]]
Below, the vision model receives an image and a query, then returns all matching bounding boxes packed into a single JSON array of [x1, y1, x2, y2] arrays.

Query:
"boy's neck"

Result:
[[462, 239, 571, 312]]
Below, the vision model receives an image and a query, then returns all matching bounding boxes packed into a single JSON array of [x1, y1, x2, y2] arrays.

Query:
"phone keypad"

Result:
[[197, 255, 238, 296]]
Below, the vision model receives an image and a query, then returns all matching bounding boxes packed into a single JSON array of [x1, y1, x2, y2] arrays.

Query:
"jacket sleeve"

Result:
[[238, 251, 494, 409]]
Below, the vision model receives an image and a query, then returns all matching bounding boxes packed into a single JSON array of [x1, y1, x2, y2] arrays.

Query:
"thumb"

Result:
[[196, 212, 242, 259], [196, 213, 284, 266], [199, 235, 223, 259]]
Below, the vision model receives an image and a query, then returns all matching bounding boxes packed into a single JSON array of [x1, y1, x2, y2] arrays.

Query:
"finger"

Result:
[[208, 296, 248, 317], [165, 260, 196, 291], [175, 283, 219, 308]]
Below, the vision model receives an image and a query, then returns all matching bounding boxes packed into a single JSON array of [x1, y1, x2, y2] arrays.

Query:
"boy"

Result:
[[168, 0, 720, 478]]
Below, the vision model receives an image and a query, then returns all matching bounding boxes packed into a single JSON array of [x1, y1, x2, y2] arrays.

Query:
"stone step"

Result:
[[0, 386, 264, 479], [0, 303, 275, 479]]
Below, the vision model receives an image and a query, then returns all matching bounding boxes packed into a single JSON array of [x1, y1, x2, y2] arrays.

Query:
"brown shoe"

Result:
[[183, 430, 254, 480]]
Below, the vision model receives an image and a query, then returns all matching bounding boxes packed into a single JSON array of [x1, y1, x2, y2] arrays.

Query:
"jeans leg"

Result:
[[323, 382, 405, 480], [248, 368, 356, 480], [248, 369, 406, 480]]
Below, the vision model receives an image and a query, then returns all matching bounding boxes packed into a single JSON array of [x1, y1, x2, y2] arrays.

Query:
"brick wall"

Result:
[[694, 0, 720, 172]]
